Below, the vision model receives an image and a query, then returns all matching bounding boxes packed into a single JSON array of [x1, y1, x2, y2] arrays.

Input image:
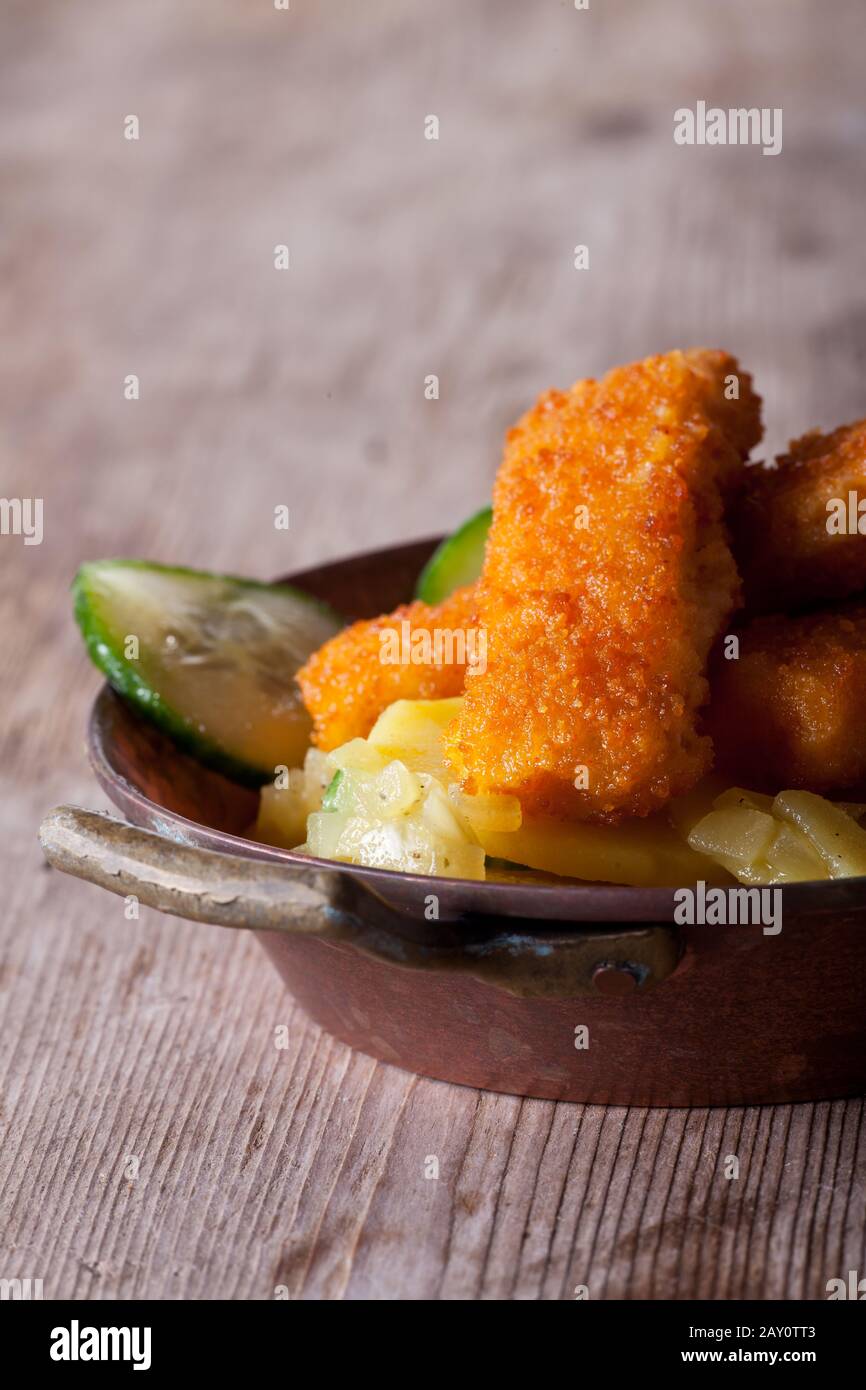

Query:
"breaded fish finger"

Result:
[[735, 419, 866, 613], [707, 603, 866, 794], [297, 584, 477, 751], [445, 350, 762, 822]]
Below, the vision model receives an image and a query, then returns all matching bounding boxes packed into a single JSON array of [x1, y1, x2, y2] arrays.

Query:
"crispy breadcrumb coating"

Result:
[[735, 419, 866, 613], [707, 603, 866, 794], [297, 584, 477, 750], [444, 350, 762, 822]]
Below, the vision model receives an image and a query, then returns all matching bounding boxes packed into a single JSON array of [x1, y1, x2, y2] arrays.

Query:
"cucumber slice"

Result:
[[415, 506, 491, 604], [74, 560, 343, 786]]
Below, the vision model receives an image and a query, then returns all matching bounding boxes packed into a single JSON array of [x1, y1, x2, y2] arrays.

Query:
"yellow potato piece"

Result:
[[684, 789, 857, 884], [257, 780, 309, 849], [367, 697, 464, 780], [449, 787, 522, 834], [687, 806, 777, 881], [478, 811, 730, 887], [762, 823, 828, 883], [297, 701, 489, 879], [256, 747, 332, 849], [306, 804, 486, 879], [372, 760, 423, 819], [773, 790, 866, 878], [328, 737, 387, 774]]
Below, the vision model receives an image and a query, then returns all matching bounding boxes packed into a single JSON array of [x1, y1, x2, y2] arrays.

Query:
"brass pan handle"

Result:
[[38, 806, 682, 996], [38, 805, 348, 936]]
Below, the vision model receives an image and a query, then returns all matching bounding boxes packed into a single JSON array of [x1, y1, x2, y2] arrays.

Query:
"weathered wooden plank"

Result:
[[1, 0, 864, 1301]]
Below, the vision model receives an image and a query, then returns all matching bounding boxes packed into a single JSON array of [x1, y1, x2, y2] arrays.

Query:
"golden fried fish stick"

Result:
[[297, 585, 477, 751], [445, 350, 762, 822], [707, 603, 866, 794], [735, 419, 866, 613]]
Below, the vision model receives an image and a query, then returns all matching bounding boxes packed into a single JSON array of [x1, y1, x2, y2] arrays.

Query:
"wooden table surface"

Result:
[[2, 0, 865, 1300]]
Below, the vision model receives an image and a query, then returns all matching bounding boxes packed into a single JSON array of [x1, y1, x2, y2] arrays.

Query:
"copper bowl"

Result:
[[40, 539, 866, 1107]]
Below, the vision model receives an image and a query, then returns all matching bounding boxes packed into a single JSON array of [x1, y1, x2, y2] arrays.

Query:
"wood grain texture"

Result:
[[1, 0, 865, 1299]]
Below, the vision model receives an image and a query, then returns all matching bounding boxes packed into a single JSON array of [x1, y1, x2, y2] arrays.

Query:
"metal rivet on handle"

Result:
[[592, 962, 644, 996]]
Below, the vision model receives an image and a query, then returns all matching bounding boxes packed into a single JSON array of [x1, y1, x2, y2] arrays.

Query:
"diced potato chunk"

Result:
[[773, 790, 866, 878], [367, 697, 464, 780], [449, 786, 523, 834], [256, 747, 333, 848], [372, 759, 423, 819], [684, 787, 857, 884], [763, 823, 829, 882], [328, 737, 388, 774], [687, 807, 778, 880], [305, 803, 485, 879]]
